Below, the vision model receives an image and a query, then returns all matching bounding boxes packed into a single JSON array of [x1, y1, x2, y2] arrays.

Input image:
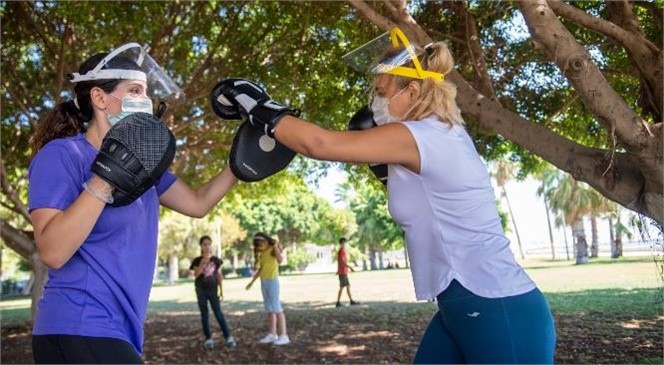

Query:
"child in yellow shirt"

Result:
[[246, 232, 290, 345]]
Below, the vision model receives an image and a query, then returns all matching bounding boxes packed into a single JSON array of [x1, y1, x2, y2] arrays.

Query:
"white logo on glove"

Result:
[[95, 161, 112, 172], [242, 163, 258, 176], [263, 100, 285, 110]]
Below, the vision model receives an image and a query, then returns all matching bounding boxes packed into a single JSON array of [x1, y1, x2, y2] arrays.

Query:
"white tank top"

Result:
[[388, 118, 536, 300]]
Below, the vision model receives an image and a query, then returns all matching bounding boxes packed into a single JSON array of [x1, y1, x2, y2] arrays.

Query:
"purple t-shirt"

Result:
[[28, 133, 177, 354]]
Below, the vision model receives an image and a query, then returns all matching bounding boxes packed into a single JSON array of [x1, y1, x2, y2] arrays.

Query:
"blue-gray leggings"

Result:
[[413, 280, 556, 364]]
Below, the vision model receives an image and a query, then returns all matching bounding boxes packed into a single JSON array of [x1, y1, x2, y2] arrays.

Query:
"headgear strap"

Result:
[[375, 28, 444, 81]]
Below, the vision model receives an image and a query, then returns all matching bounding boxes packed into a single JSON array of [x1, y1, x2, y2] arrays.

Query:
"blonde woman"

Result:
[[214, 29, 555, 363]]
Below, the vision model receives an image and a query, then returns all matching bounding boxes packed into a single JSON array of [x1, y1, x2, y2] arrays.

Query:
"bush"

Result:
[[221, 267, 235, 277], [235, 267, 253, 277], [279, 264, 295, 274], [287, 250, 315, 271]]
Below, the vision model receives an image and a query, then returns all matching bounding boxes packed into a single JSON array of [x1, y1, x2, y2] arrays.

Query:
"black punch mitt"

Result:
[[92, 112, 176, 206], [229, 120, 296, 182]]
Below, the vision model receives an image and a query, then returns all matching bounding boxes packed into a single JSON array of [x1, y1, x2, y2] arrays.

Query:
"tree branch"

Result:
[[17, 3, 58, 58], [459, 2, 497, 99], [520, 1, 648, 147], [548, 0, 636, 46], [0, 220, 34, 260], [547, 0, 662, 120], [347, 1, 397, 31], [0, 158, 30, 221], [54, 22, 74, 105]]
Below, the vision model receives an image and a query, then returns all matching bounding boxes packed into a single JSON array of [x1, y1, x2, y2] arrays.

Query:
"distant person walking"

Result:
[[336, 238, 360, 308], [190, 235, 236, 349]]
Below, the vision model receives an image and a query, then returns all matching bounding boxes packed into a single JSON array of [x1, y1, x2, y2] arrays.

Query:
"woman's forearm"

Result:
[[33, 192, 106, 269], [191, 167, 238, 216], [161, 167, 237, 218]]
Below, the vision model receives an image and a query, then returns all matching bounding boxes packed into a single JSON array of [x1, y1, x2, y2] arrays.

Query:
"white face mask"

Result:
[[106, 95, 153, 126], [370, 87, 407, 126]]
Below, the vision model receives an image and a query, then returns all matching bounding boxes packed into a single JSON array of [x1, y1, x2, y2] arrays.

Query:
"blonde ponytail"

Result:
[[387, 42, 464, 127]]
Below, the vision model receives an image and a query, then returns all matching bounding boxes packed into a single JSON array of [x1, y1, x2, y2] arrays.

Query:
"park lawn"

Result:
[[2, 256, 662, 364]]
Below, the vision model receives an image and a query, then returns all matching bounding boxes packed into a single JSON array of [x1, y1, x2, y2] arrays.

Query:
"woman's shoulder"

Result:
[[37, 133, 88, 156], [400, 117, 461, 135], [31, 134, 88, 167]]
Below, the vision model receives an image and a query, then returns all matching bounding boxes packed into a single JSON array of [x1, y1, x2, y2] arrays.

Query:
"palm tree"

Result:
[[546, 175, 595, 264], [492, 161, 525, 260], [588, 191, 617, 258], [537, 166, 562, 260], [606, 203, 632, 258]]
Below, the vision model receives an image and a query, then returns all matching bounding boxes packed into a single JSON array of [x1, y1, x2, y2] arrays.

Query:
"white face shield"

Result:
[[343, 28, 444, 81], [68, 43, 186, 108]]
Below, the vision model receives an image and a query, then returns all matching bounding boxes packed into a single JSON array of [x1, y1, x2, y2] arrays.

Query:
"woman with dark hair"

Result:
[[189, 235, 236, 350], [28, 44, 237, 363]]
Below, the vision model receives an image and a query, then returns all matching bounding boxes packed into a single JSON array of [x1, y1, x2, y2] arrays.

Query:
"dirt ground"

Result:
[[2, 305, 662, 364]]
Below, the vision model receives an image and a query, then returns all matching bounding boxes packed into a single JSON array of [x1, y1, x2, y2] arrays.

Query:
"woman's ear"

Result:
[[407, 81, 421, 101], [89, 87, 108, 111]]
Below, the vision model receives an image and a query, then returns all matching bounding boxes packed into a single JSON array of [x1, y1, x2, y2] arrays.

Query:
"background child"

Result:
[[190, 235, 236, 349], [246, 232, 290, 345], [336, 237, 360, 308]]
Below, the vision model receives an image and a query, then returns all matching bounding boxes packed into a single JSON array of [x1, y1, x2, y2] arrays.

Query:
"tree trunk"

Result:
[[590, 215, 599, 258], [21, 272, 34, 296], [378, 251, 384, 270], [563, 222, 571, 260], [168, 255, 179, 285], [30, 252, 48, 322], [404, 245, 410, 268], [544, 199, 556, 260], [615, 232, 623, 258], [0, 220, 46, 321], [615, 215, 624, 258], [573, 218, 589, 264], [609, 216, 617, 259], [368, 248, 377, 270], [502, 187, 525, 260]]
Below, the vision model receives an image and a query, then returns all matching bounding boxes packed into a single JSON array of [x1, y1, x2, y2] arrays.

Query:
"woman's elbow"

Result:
[[37, 251, 66, 269], [35, 241, 70, 269], [299, 134, 329, 160], [189, 209, 207, 219]]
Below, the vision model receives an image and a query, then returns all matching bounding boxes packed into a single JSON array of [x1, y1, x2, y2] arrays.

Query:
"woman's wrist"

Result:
[[83, 175, 115, 204]]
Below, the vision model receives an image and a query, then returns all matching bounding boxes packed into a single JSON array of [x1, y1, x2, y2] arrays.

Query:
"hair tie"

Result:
[[73, 97, 81, 110], [424, 43, 435, 56]]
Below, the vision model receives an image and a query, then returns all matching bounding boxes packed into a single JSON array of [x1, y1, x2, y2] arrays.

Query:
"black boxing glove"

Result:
[[210, 78, 267, 120], [210, 78, 300, 137], [348, 105, 388, 186], [90, 113, 176, 206]]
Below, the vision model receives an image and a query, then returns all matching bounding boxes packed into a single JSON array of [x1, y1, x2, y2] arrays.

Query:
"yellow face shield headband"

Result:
[[374, 28, 444, 81], [343, 27, 444, 81]]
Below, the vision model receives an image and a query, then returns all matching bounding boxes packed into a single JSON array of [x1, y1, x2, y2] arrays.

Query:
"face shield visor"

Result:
[[342, 28, 444, 82], [68, 42, 186, 116]]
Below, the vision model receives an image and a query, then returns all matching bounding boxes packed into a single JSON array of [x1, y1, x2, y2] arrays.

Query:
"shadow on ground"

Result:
[[2, 290, 662, 364]]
